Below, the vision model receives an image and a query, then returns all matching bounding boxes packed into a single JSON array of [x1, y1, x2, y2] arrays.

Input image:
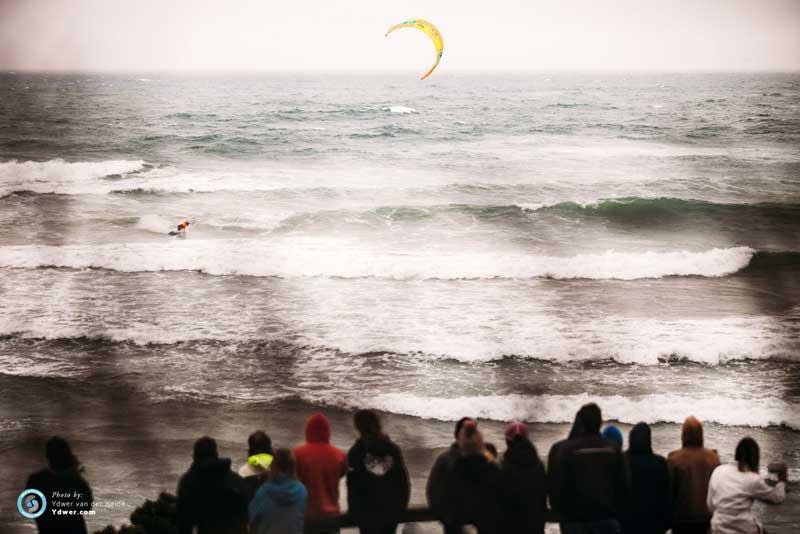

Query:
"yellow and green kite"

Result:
[[385, 19, 444, 80]]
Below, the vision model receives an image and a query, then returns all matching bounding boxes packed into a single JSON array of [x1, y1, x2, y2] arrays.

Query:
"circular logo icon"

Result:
[[17, 489, 47, 519]]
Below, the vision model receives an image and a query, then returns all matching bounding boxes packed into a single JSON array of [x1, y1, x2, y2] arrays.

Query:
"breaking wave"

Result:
[[0, 242, 757, 280]]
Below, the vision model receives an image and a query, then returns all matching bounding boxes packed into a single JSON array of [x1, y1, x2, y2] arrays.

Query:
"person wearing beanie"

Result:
[[668, 416, 720, 534], [26, 436, 94, 534], [500, 420, 547, 534], [603, 425, 624, 449], [238, 431, 274, 502], [293, 413, 347, 522], [554, 403, 629, 533], [622, 423, 671, 534], [426, 416, 475, 534]]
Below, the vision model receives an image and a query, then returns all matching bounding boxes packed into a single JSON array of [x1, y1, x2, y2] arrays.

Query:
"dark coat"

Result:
[[26, 468, 93, 534], [555, 433, 629, 523], [346, 434, 410, 529], [622, 424, 672, 534], [176, 457, 248, 534], [444, 453, 502, 533], [500, 438, 547, 534], [426, 442, 460, 518]]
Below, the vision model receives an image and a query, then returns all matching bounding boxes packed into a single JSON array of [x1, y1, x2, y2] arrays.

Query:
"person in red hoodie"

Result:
[[293, 413, 347, 529]]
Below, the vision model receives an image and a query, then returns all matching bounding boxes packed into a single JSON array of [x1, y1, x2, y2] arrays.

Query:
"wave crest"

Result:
[[0, 242, 756, 280]]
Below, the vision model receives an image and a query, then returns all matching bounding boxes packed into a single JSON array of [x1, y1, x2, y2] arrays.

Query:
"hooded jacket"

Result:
[[346, 434, 411, 528], [500, 437, 547, 534], [444, 452, 502, 533], [555, 431, 629, 522], [547, 415, 583, 514], [238, 453, 273, 503], [26, 467, 93, 534], [249, 475, 308, 534], [426, 442, 460, 519], [667, 417, 721, 525], [623, 423, 672, 534], [293, 413, 347, 519], [176, 457, 248, 534]]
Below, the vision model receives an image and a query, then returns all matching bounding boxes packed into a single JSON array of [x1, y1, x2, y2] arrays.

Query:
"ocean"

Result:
[[1, 72, 799, 532]]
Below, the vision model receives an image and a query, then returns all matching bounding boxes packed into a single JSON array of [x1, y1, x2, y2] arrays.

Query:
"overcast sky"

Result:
[[1, 0, 798, 72]]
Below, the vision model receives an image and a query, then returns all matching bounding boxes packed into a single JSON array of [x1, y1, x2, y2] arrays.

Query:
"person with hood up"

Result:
[[554, 403, 629, 534], [547, 411, 583, 518], [293, 413, 347, 524], [426, 416, 475, 534], [25, 436, 93, 534], [176, 436, 248, 534], [442, 420, 502, 534], [346, 409, 410, 534], [668, 416, 721, 534], [707, 437, 786, 534], [249, 448, 308, 534], [499, 421, 547, 534], [238, 431, 274, 502], [622, 423, 671, 534]]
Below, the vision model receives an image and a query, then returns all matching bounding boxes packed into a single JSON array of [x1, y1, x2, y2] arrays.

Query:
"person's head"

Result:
[[735, 437, 760, 473], [193, 436, 218, 463], [354, 409, 382, 439], [270, 448, 296, 478], [45, 436, 78, 471], [454, 417, 475, 440], [504, 420, 529, 444], [305, 413, 331, 444], [681, 416, 704, 447], [247, 431, 273, 457], [602, 425, 623, 448], [628, 422, 652, 455], [576, 403, 602, 435], [458, 420, 484, 455]]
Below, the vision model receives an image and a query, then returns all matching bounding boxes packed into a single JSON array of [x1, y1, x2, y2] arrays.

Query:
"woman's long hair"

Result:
[[735, 437, 760, 473]]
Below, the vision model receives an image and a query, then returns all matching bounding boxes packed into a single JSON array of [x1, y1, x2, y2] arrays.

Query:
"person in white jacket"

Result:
[[707, 437, 786, 534]]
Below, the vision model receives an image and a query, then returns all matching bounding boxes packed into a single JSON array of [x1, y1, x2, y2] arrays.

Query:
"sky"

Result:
[[0, 0, 798, 72]]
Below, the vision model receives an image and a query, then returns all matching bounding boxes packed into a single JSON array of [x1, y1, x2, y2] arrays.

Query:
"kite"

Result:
[[385, 19, 444, 80]]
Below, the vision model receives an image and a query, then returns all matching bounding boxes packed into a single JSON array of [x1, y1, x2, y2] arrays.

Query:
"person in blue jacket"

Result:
[[249, 448, 308, 534]]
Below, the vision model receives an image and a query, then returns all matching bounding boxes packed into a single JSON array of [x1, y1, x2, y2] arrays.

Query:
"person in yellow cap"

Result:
[[238, 431, 274, 502]]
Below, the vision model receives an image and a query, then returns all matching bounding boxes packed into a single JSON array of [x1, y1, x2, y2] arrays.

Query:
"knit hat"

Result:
[[504, 420, 529, 442]]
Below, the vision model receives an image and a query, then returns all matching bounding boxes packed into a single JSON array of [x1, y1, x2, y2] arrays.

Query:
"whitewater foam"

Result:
[[0, 241, 756, 281], [0, 159, 147, 196], [346, 392, 800, 430], [385, 105, 416, 114]]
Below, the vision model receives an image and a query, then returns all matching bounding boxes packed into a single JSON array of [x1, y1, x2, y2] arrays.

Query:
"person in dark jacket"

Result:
[[249, 448, 308, 534], [547, 412, 584, 519], [426, 416, 475, 534], [622, 423, 671, 534], [176, 436, 248, 534], [499, 421, 547, 534], [346, 409, 410, 534], [555, 403, 629, 534], [443, 421, 502, 534], [25, 436, 93, 534], [238, 431, 274, 502]]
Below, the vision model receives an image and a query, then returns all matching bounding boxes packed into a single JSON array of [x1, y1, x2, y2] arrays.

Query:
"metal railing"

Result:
[[306, 506, 559, 532]]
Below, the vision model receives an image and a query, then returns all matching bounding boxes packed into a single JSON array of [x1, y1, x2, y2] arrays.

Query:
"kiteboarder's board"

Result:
[[168, 231, 185, 237]]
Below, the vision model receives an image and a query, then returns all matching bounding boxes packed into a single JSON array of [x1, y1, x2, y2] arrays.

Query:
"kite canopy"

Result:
[[385, 19, 443, 80]]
